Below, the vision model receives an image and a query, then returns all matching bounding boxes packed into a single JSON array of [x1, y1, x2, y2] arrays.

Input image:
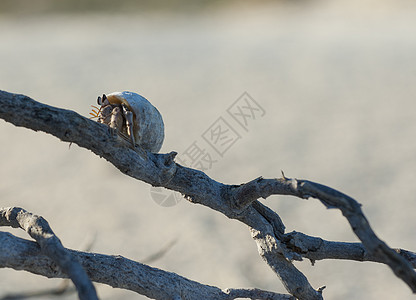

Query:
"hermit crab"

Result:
[[90, 91, 164, 152]]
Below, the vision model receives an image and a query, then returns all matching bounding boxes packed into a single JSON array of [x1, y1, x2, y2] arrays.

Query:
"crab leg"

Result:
[[122, 104, 136, 146]]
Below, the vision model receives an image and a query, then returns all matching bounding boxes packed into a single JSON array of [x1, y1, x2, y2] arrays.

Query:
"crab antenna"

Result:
[[89, 105, 102, 119]]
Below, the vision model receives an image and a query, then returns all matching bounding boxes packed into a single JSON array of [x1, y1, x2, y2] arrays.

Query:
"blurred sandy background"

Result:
[[1, 0, 416, 299]]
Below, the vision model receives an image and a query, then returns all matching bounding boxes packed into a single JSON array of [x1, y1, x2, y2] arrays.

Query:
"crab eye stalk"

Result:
[[97, 94, 108, 106]]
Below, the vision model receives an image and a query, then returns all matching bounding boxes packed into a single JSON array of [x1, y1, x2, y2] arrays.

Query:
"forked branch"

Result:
[[0, 207, 98, 300], [0, 227, 294, 300], [0, 90, 415, 299]]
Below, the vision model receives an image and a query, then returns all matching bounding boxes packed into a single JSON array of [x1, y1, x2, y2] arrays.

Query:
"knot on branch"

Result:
[[150, 151, 178, 186], [283, 231, 323, 255]]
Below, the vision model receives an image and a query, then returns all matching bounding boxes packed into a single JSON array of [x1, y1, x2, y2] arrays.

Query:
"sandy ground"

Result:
[[1, 1, 416, 299]]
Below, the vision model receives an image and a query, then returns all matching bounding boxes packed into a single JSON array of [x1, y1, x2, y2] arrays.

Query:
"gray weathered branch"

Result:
[[1, 90, 415, 298], [0, 207, 98, 300], [231, 176, 416, 291], [0, 230, 294, 300], [0, 90, 321, 299], [282, 231, 416, 268]]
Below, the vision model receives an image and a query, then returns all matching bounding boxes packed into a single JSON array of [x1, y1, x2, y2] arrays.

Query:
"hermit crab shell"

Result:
[[106, 91, 164, 153]]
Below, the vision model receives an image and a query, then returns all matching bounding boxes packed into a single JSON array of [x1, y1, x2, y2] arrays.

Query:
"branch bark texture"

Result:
[[0, 207, 98, 300], [0, 230, 293, 300]]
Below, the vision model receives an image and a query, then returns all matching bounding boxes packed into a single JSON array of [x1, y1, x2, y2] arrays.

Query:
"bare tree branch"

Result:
[[0, 233, 175, 300], [223, 288, 295, 300], [230, 176, 416, 291], [0, 90, 322, 299], [282, 231, 416, 268], [0, 207, 98, 300], [1, 90, 415, 298], [0, 230, 293, 300]]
